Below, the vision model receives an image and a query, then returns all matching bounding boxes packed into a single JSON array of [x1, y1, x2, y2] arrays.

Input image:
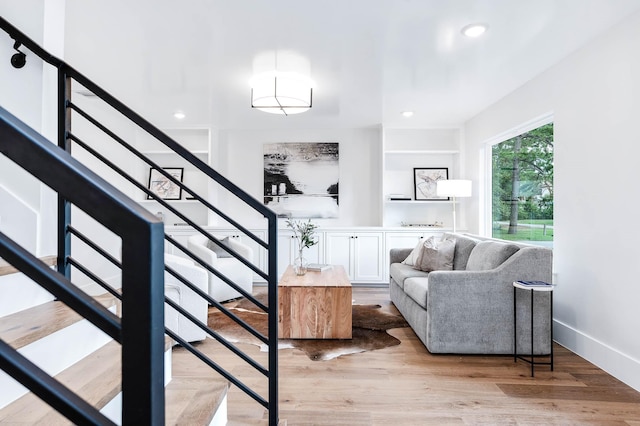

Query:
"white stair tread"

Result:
[[0, 256, 57, 277], [0, 340, 121, 424], [165, 376, 229, 425], [0, 296, 117, 350]]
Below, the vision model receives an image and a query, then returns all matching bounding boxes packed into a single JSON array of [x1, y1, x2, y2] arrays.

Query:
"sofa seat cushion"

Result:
[[404, 277, 429, 309], [466, 241, 520, 271], [389, 263, 429, 289]]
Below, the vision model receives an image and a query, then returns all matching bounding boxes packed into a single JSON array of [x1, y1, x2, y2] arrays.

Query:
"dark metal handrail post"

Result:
[[57, 66, 71, 279], [121, 223, 165, 424], [267, 216, 278, 425]]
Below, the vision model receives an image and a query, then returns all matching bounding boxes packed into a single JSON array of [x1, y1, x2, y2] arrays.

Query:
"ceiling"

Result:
[[63, 0, 640, 130]]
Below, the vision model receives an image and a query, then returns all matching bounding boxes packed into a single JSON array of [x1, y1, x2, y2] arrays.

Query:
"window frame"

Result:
[[481, 112, 554, 240]]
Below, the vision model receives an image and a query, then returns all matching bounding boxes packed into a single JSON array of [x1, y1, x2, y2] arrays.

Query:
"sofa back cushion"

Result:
[[466, 241, 520, 271], [441, 233, 479, 270]]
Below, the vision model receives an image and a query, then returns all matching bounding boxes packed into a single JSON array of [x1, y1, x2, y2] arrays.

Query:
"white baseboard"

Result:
[[554, 319, 640, 392]]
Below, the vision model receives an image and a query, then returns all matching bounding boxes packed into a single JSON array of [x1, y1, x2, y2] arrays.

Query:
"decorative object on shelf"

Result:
[[147, 167, 184, 200], [286, 218, 318, 275], [264, 143, 339, 218], [413, 168, 449, 201], [400, 221, 443, 228], [436, 179, 472, 233], [250, 71, 314, 115], [387, 194, 411, 201]]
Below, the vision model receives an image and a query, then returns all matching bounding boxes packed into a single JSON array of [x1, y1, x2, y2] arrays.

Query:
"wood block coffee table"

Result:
[[278, 265, 352, 339]]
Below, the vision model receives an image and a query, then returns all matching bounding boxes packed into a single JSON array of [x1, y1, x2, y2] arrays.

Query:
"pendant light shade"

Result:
[[250, 71, 314, 115]]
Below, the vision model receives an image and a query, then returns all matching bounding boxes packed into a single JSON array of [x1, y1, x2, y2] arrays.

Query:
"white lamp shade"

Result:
[[436, 179, 472, 197], [250, 71, 314, 115]]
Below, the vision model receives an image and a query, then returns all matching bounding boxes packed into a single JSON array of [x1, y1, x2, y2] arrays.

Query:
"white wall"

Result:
[[217, 128, 382, 228], [0, 2, 46, 211], [1, 2, 47, 256], [464, 11, 640, 391]]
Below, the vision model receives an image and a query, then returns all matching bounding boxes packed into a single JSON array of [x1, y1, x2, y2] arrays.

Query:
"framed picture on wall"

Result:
[[413, 167, 449, 201], [147, 167, 184, 200], [263, 142, 339, 218]]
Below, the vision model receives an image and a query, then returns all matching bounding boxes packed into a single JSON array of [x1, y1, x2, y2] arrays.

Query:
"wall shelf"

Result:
[[382, 128, 462, 228], [141, 150, 209, 156], [385, 200, 455, 204], [139, 199, 202, 204], [134, 128, 213, 227], [384, 150, 460, 155]]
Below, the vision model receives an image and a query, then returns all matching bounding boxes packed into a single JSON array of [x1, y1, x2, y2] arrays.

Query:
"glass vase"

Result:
[[293, 253, 307, 276]]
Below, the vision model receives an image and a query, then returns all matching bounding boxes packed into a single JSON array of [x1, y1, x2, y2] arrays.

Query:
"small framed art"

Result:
[[413, 167, 449, 201], [147, 167, 184, 200]]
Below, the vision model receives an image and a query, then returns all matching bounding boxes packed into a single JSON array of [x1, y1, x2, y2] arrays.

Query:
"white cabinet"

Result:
[[324, 232, 384, 283], [277, 231, 324, 280]]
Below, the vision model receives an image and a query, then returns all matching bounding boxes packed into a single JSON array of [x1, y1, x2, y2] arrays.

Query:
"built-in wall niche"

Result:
[[382, 128, 461, 228], [133, 128, 213, 227]]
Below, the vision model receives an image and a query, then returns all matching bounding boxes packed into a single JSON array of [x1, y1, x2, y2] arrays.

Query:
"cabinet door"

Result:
[[298, 234, 323, 265], [353, 233, 384, 282], [165, 230, 192, 257], [385, 232, 424, 266], [238, 230, 266, 283], [277, 232, 295, 280], [324, 232, 355, 279]]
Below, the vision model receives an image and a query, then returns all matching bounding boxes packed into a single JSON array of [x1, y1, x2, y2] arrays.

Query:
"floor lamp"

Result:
[[436, 180, 472, 233]]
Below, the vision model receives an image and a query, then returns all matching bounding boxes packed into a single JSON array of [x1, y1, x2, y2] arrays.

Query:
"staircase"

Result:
[[0, 16, 278, 425], [0, 271, 228, 425]]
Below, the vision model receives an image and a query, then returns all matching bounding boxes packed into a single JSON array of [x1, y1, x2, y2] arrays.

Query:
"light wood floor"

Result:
[[173, 287, 640, 425]]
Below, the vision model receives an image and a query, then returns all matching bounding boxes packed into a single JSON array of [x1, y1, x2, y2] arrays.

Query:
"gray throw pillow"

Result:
[[414, 236, 456, 272], [465, 241, 519, 271], [206, 237, 233, 258]]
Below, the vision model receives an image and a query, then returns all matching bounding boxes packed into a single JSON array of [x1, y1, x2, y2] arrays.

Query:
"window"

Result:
[[491, 122, 553, 245]]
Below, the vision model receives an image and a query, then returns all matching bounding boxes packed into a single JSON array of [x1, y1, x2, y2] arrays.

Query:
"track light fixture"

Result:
[[11, 41, 26, 69]]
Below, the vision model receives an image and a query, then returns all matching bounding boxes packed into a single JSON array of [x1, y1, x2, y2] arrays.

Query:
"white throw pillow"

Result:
[[402, 238, 426, 266]]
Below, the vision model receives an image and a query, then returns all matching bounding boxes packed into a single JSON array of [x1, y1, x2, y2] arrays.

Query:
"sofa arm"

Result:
[[226, 237, 253, 263], [425, 247, 552, 354], [390, 248, 412, 265], [187, 236, 218, 267]]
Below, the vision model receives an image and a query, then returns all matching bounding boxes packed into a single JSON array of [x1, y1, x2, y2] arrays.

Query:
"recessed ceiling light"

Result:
[[173, 111, 186, 120], [402, 111, 414, 118], [461, 23, 488, 38]]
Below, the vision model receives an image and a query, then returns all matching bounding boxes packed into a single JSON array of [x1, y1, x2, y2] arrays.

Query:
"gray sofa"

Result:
[[389, 233, 553, 355]]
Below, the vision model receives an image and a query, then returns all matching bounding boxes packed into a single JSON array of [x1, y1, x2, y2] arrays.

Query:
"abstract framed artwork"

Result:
[[147, 167, 184, 200], [413, 167, 449, 201], [263, 142, 339, 218]]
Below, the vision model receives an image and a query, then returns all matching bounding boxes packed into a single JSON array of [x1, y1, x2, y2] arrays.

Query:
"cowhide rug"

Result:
[[207, 293, 409, 361]]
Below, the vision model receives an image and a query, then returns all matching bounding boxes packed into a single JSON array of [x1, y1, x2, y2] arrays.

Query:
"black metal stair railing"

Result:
[[1, 16, 279, 425], [0, 105, 165, 424]]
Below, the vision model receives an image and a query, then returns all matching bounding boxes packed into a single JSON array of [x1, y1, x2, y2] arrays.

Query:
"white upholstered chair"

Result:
[[164, 253, 208, 343], [187, 234, 254, 302]]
